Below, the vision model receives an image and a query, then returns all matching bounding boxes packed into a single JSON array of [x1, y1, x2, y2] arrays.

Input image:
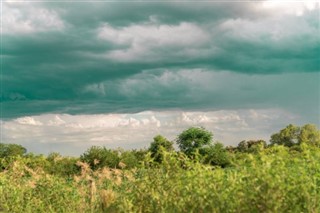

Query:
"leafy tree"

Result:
[[298, 124, 320, 146], [200, 142, 230, 167], [148, 135, 174, 162], [0, 143, 27, 158], [237, 140, 267, 153], [177, 127, 213, 156], [270, 124, 320, 147], [80, 146, 120, 170], [270, 124, 300, 147]]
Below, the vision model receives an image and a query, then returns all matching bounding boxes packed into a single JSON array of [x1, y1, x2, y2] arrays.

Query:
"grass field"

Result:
[[0, 144, 319, 213]]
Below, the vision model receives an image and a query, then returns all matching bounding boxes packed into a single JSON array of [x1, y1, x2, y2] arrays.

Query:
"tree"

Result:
[[299, 124, 320, 146], [80, 146, 120, 170], [270, 124, 300, 147], [177, 127, 213, 156], [270, 124, 320, 147], [0, 143, 27, 158], [200, 142, 230, 167], [148, 135, 174, 163], [237, 140, 266, 153]]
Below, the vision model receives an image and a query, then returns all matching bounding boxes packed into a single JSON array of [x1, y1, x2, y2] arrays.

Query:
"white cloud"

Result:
[[48, 115, 66, 126], [1, 109, 298, 156], [97, 22, 209, 62], [219, 14, 317, 42], [2, 2, 65, 34], [92, 1, 319, 63], [98, 22, 208, 46], [262, 1, 319, 16], [15, 117, 43, 126]]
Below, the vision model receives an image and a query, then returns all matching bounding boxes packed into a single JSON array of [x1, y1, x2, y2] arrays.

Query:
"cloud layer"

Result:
[[3, 2, 319, 109], [1, 109, 298, 156]]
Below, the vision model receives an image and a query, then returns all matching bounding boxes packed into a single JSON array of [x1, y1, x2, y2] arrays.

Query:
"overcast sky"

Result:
[[1, 1, 319, 155]]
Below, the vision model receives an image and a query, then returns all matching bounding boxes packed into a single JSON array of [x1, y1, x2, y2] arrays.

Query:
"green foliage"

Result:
[[23, 153, 50, 170], [107, 144, 320, 212], [80, 146, 120, 170], [131, 149, 149, 163], [1, 123, 319, 212], [200, 142, 230, 167], [47, 152, 62, 161], [270, 124, 320, 147], [0, 159, 89, 212], [270, 124, 300, 147], [0, 143, 319, 212], [0, 143, 27, 158], [47, 153, 80, 177], [1, 154, 48, 172], [299, 124, 320, 146], [237, 139, 267, 153], [119, 150, 140, 169], [177, 127, 213, 156], [148, 135, 174, 163]]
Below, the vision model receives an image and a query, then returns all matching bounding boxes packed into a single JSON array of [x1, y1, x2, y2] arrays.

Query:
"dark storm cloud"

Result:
[[1, 1, 319, 119]]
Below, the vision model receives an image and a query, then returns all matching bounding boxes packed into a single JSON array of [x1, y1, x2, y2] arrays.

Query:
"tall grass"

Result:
[[0, 144, 319, 212]]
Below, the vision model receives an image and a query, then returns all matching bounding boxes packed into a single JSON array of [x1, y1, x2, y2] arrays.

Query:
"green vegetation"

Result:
[[80, 146, 120, 170], [0, 124, 319, 212], [270, 124, 320, 147], [0, 143, 26, 158], [177, 127, 213, 157], [148, 135, 174, 163]]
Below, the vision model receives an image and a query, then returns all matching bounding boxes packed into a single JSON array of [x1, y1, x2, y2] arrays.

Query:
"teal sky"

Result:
[[1, 1, 319, 155]]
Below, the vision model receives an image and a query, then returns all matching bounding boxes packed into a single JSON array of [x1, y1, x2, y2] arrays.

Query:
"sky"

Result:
[[1, 0, 319, 156]]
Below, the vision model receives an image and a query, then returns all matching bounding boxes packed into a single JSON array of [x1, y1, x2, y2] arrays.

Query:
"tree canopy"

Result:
[[237, 140, 267, 153], [200, 142, 230, 167], [148, 135, 174, 162], [176, 127, 213, 156], [80, 146, 120, 170], [299, 124, 320, 146], [0, 143, 27, 158], [270, 124, 320, 147]]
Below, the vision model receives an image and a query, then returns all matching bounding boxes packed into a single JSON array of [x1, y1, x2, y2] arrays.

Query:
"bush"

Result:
[[148, 135, 174, 163], [47, 153, 80, 177], [119, 151, 140, 169], [80, 146, 120, 170], [199, 142, 230, 167]]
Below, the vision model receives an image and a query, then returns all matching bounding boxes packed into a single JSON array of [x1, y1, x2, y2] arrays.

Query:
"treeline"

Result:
[[0, 123, 319, 177]]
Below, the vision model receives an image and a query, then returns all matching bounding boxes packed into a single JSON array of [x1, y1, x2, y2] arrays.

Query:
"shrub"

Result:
[[80, 146, 120, 170]]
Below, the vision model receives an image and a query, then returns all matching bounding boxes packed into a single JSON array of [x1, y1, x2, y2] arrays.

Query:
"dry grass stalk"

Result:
[[100, 189, 116, 210], [118, 161, 126, 169], [89, 179, 97, 206], [75, 161, 92, 180]]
